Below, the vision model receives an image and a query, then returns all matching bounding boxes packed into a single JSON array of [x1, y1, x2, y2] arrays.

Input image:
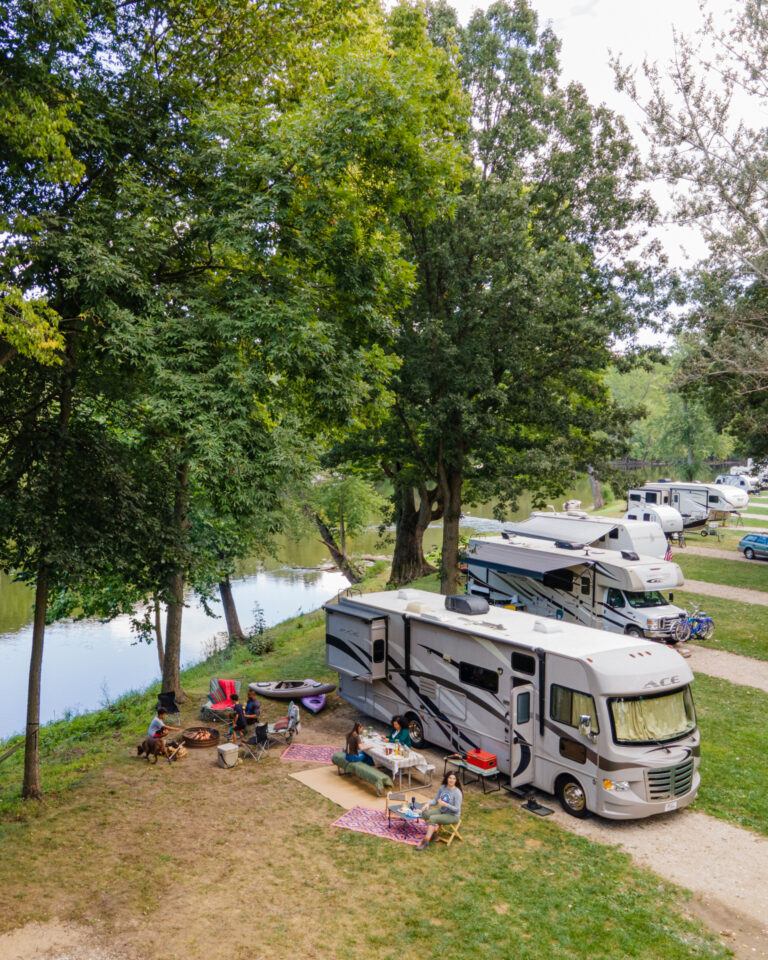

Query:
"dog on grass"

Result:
[[137, 736, 170, 762]]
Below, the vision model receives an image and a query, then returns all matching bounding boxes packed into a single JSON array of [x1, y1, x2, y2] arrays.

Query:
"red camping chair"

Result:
[[200, 678, 241, 723]]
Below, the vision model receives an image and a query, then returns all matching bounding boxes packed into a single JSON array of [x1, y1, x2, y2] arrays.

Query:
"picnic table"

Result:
[[360, 735, 434, 789]]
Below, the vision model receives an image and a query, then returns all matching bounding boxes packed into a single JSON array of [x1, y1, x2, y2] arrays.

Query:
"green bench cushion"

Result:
[[331, 751, 394, 796]]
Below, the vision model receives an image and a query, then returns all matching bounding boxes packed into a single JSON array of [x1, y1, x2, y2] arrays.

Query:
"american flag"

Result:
[[664, 542, 673, 562]]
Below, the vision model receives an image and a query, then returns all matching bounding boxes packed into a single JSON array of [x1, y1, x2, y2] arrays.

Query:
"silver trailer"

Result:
[[510, 511, 675, 559], [626, 481, 748, 527], [325, 589, 699, 820]]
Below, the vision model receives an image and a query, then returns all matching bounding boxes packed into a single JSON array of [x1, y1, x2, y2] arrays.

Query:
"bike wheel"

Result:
[[702, 620, 715, 640], [675, 619, 692, 642]]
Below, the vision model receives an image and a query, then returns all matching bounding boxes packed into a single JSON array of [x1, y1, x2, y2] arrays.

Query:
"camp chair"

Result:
[[266, 701, 300, 747], [240, 723, 269, 762], [156, 690, 182, 723], [436, 818, 464, 847], [200, 678, 240, 723]]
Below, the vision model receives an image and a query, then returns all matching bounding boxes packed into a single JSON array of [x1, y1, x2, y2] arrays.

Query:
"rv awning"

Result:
[[467, 543, 592, 581], [503, 516, 618, 546]]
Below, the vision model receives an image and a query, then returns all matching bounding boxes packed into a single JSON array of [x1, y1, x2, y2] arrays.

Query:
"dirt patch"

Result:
[[688, 644, 768, 693], [0, 920, 128, 960], [678, 579, 768, 605], [682, 546, 745, 561]]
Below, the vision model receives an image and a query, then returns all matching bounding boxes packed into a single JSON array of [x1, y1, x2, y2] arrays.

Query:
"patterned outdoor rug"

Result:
[[331, 805, 428, 846], [280, 744, 337, 764]]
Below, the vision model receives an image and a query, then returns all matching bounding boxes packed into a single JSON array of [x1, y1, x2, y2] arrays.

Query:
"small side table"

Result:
[[443, 755, 501, 794]]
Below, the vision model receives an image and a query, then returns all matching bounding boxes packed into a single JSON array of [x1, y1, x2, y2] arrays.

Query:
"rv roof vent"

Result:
[[566, 511, 589, 518], [621, 550, 639, 561], [397, 589, 420, 600], [405, 601, 431, 614], [445, 595, 489, 615], [533, 619, 561, 634]]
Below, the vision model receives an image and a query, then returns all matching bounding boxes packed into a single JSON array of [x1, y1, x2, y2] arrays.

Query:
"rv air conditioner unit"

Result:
[[445, 595, 489, 615], [554, 540, 588, 550], [621, 550, 639, 561]]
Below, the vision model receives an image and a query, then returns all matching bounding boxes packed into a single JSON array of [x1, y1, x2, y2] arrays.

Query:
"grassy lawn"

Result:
[[692, 673, 768, 837], [678, 530, 742, 552], [676, 551, 768, 590], [680, 592, 768, 660]]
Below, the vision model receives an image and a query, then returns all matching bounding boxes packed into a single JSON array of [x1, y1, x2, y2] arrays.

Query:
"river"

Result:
[[0, 479, 594, 740]]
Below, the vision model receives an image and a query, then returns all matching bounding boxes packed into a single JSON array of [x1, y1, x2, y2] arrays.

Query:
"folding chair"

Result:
[[266, 701, 300, 747], [436, 818, 464, 847], [240, 723, 269, 762], [200, 678, 240, 723], [156, 690, 182, 725]]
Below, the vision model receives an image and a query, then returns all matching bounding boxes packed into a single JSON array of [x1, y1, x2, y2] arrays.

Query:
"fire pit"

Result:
[[181, 726, 220, 749]]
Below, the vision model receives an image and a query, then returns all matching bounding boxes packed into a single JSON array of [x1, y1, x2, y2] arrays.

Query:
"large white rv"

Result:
[[626, 481, 748, 527], [465, 533, 686, 643], [325, 589, 699, 820], [512, 511, 674, 559]]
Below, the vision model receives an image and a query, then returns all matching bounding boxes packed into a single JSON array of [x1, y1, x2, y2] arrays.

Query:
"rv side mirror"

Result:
[[668, 593, 674, 603], [579, 714, 592, 738]]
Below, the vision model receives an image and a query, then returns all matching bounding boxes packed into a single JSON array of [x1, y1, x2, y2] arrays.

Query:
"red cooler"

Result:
[[465, 748, 497, 770]]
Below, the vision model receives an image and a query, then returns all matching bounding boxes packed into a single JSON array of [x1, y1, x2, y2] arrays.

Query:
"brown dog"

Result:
[[137, 737, 169, 762]]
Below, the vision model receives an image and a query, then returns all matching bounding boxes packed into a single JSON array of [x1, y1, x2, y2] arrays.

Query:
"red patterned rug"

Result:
[[280, 744, 337, 764], [331, 805, 428, 846]]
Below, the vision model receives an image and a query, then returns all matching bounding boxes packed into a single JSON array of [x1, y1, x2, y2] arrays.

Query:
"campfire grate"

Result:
[[181, 726, 221, 749]]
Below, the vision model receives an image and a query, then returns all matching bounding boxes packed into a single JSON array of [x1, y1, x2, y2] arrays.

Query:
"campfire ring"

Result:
[[181, 726, 220, 749]]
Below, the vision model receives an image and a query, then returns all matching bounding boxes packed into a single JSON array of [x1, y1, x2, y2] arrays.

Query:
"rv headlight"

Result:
[[603, 779, 630, 792], [646, 618, 659, 629]]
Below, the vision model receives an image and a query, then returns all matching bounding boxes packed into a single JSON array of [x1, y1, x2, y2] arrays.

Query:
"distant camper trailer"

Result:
[[325, 589, 700, 820], [465, 533, 686, 643], [519, 511, 677, 558], [626, 481, 748, 527], [622, 504, 683, 536]]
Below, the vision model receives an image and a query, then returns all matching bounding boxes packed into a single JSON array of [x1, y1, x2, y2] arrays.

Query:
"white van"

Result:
[[325, 589, 699, 820]]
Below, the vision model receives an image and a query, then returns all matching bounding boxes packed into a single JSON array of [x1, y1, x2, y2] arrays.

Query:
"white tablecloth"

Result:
[[360, 736, 432, 784]]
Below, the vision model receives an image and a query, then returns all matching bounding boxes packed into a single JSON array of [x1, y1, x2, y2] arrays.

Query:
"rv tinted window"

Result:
[[516, 692, 531, 724], [459, 661, 499, 694], [511, 652, 536, 675], [372, 638, 385, 663], [629, 493, 641, 502], [643, 513, 651, 521], [645, 492, 658, 504], [609, 528, 619, 539], [709, 495, 719, 504], [542, 569, 574, 591], [580, 576, 590, 596], [550, 684, 599, 733]]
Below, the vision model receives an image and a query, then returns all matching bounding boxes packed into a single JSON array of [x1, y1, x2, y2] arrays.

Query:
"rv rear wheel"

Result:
[[556, 775, 589, 818], [625, 626, 643, 639], [404, 713, 426, 749]]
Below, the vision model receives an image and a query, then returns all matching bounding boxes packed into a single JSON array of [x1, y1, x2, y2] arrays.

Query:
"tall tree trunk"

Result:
[[219, 573, 245, 641], [438, 454, 463, 596], [389, 481, 441, 586], [302, 505, 362, 583], [22, 565, 48, 800], [162, 461, 190, 699], [153, 592, 164, 673], [587, 464, 605, 510]]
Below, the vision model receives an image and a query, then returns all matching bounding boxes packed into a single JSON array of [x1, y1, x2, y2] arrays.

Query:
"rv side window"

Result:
[[372, 638, 385, 663], [580, 576, 590, 596], [606, 588, 624, 608], [609, 529, 619, 539], [709, 495, 719, 504], [645, 492, 658, 504], [629, 493, 641, 502], [542, 570, 574, 591], [511, 652, 536, 676], [643, 513, 651, 521], [516, 692, 531, 724], [459, 661, 499, 694], [550, 684, 600, 733]]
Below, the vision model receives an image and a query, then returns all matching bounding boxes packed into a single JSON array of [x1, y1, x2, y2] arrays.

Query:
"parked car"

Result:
[[738, 533, 768, 560]]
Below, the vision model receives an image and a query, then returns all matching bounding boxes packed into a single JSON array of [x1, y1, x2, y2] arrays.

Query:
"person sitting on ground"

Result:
[[345, 721, 374, 766], [387, 715, 412, 748], [414, 771, 462, 851], [147, 707, 180, 742], [230, 692, 247, 744], [244, 689, 261, 723]]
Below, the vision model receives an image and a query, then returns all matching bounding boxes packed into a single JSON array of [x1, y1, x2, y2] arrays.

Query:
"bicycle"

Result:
[[674, 605, 715, 642]]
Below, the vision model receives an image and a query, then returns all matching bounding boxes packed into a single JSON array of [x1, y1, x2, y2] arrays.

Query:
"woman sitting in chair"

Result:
[[387, 715, 412, 748], [414, 771, 462, 850], [345, 721, 374, 766]]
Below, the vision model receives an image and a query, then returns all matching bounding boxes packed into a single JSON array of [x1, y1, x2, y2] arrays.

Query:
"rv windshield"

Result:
[[609, 687, 696, 744], [623, 591, 667, 609]]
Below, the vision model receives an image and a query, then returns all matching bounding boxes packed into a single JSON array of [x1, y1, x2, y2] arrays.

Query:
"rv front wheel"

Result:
[[625, 626, 644, 639], [404, 713, 426, 749], [556, 775, 589, 818]]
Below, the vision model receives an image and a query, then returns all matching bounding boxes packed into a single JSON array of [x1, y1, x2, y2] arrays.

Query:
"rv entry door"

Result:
[[510, 683, 535, 788]]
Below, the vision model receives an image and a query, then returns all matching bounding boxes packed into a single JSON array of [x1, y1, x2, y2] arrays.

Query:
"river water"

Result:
[[0, 480, 593, 740]]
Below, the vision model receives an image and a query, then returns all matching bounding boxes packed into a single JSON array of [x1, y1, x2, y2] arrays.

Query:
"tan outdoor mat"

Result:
[[290, 764, 433, 811]]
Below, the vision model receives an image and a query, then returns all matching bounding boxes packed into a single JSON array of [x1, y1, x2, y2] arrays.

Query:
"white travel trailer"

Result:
[[465, 534, 686, 642], [715, 474, 759, 493], [325, 589, 699, 819], [519, 510, 676, 558], [626, 481, 748, 527]]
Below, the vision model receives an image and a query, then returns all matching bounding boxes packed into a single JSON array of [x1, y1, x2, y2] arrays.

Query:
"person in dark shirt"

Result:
[[230, 692, 247, 744], [345, 721, 374, 765], [244, 689, 261, 723]]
